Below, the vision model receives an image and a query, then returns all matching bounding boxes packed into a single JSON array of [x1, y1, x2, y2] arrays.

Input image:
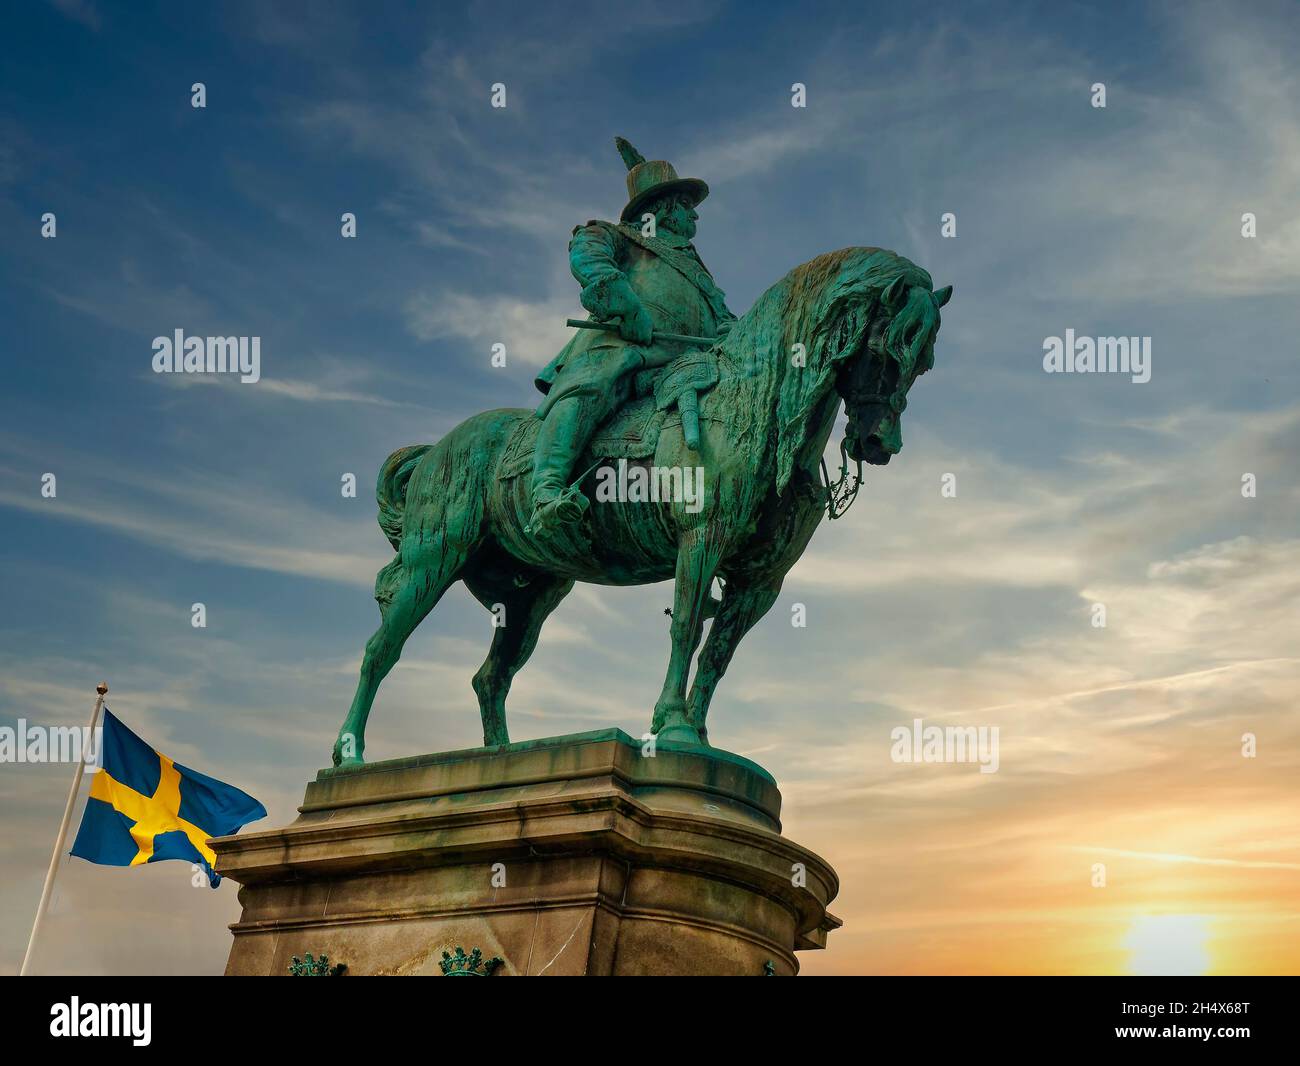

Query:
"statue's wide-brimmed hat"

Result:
[[616, 136, 708, 223]]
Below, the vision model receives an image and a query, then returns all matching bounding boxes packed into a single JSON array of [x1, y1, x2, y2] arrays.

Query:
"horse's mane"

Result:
[[714, 247, 933, 496]]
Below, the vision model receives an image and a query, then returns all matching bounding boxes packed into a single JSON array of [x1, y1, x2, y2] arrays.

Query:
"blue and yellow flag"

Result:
[[70, 708, 266, 887]]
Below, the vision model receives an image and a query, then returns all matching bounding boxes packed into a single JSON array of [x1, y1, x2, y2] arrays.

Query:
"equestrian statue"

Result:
[[332, 137, 951, 766]]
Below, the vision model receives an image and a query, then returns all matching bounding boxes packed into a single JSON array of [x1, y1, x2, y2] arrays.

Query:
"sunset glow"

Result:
[[1125, 916, 1211, 976]]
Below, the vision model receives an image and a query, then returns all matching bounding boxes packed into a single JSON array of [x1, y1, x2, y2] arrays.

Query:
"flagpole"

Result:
[[19, 681, 107, 976]]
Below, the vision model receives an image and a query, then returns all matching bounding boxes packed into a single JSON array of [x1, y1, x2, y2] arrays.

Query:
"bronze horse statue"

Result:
[[333, 246, 950, 765]]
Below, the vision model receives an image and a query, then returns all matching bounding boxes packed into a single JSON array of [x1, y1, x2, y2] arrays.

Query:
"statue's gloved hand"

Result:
[[580, 274, 652, 346], [619, 303, 653, 345], [715, 318, 735, 338]]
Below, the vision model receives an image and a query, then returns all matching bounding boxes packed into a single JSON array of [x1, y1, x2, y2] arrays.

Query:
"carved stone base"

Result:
[[211, 729, 840, 976]]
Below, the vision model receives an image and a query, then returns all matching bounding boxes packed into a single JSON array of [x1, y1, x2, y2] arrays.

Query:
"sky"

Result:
[[1, 0, 1297, 976]]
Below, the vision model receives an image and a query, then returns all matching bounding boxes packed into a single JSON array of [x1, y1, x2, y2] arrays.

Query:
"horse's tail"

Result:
[[376, 444, 433, 550]]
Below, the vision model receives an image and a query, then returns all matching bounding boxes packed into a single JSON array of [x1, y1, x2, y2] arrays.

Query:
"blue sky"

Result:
[[2, 0, 1298, 975]]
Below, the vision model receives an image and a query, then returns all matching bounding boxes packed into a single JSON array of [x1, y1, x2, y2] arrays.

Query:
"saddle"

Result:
[[498, 349, 720, 481]]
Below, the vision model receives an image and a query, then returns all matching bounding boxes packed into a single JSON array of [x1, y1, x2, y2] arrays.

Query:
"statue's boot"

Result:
[[527, 395, 599, 537]]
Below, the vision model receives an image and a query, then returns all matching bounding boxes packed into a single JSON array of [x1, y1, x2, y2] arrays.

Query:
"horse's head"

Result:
[[723, 246, 951, 497], [816, 253, 951, 465], [837, 272, 951, 465]]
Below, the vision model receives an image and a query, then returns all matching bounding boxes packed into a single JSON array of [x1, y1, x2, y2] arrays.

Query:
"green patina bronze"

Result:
[[439, 946, 503, 977], [527, 137, 736, 534], [332, 138, 951, 767], [288, 952, 346, 976]]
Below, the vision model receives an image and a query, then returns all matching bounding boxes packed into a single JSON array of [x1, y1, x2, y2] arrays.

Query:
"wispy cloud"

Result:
[[404, 289, 579, 367], [1071, 847, 1300, 872], [47, 0, 101, 31], [0, 436, 382, 588]]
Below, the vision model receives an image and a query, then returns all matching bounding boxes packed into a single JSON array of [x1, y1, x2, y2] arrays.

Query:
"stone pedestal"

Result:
[[212, 729, 840, 976]]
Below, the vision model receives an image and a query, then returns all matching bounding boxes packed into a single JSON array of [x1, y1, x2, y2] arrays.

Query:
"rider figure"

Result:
[[528, 137, 736, 536]]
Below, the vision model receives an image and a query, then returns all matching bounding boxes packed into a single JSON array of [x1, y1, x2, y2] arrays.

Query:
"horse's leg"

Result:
[[332, 542, 467, 767], [685, 579, 783, 745], [463, 568, 574, 747], [652, 525, 725, 743]]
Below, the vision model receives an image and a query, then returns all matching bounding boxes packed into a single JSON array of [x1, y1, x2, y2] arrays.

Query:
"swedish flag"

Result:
[[70, 708, 265, 887]]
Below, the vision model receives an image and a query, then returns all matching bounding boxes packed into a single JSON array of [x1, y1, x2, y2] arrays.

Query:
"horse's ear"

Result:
[[934, 284, 953, 308], [882, 275, 908, 310]]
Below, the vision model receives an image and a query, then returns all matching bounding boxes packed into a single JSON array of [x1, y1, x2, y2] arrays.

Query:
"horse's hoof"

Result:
[[332, 736, 364, 769], [655, 722, 704, 745]]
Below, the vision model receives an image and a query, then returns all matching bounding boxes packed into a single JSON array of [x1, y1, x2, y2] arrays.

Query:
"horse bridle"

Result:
[[822, 317, 893, 519], [820, 437, 862, 520]]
